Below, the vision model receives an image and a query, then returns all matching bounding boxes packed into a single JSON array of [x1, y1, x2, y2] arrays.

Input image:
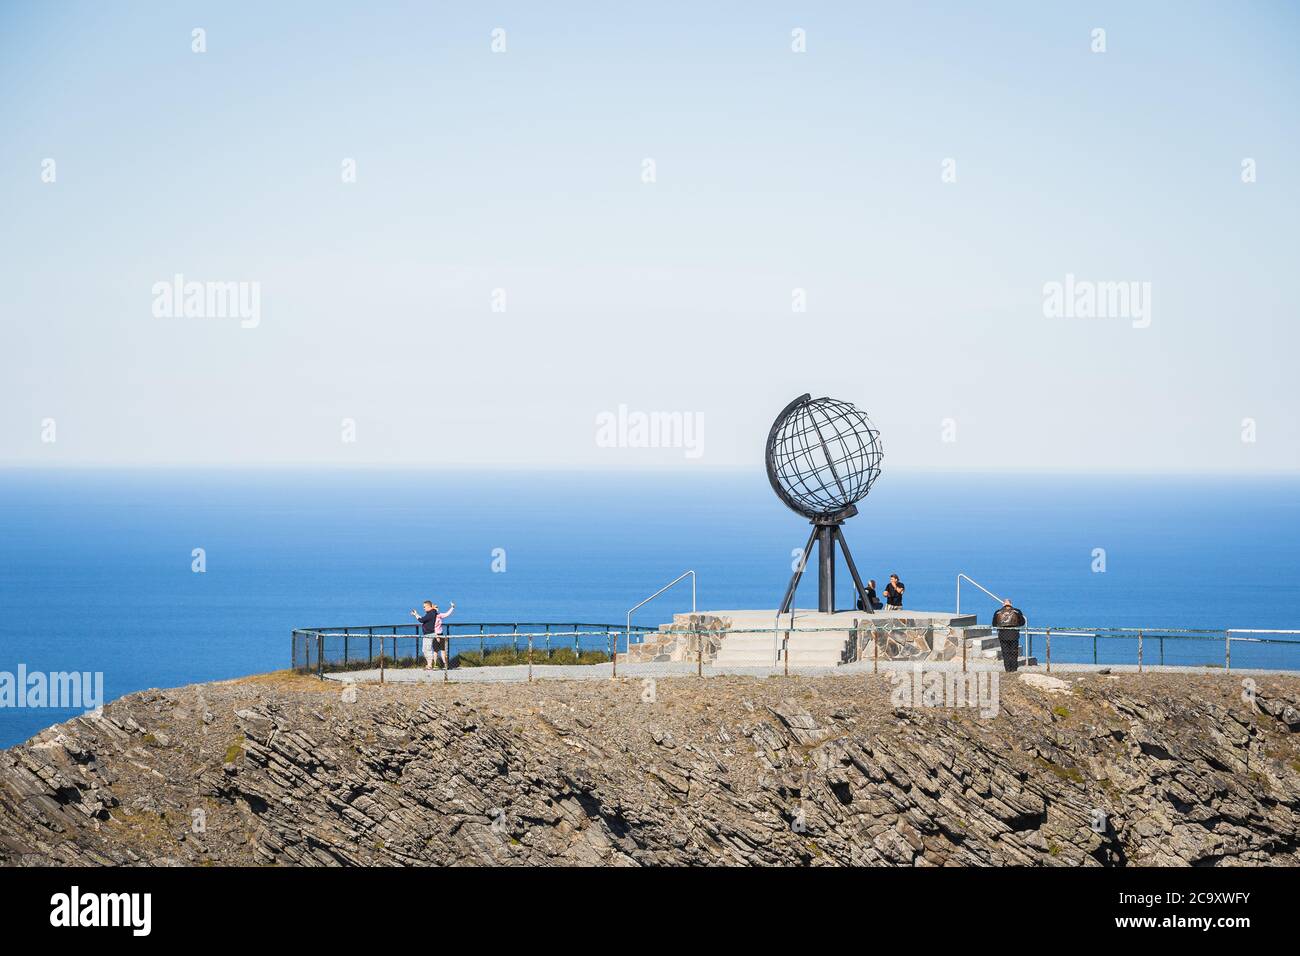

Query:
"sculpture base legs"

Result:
[[779, 522, 873, 616]]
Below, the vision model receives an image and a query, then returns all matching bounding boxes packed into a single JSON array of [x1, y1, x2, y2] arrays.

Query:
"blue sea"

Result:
[[1, 469, 1298, 748]]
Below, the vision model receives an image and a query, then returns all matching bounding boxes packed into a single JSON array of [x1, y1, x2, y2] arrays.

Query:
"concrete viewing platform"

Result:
[[704, 608, 976, 630], [624, 607, 1024, 668]]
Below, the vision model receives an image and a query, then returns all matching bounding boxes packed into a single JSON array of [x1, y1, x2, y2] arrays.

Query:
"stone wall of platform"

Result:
[[623, 614, 729, 663], [852, 618, 962, 663]]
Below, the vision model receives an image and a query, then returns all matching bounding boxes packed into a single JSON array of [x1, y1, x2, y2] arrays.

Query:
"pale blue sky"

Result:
[[2, 1, 1297, 471]]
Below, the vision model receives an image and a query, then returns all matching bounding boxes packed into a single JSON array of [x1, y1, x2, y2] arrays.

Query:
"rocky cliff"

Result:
[[2, 669, 1299, 866]]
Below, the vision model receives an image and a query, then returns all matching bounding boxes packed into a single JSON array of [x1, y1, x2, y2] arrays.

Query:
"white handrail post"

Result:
[[785, 607, 795, 667], [626, 570, 697, 654], [624, 609, 631, 676], [956, 573, 1004, 616]]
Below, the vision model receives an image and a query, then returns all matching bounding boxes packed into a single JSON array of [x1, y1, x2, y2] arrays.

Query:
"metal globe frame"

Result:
[[765, 393, 884, 615]]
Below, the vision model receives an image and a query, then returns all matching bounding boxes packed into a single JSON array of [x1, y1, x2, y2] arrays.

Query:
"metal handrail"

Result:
[[300, 622, 1300, 640], [311, 629, 619, 640], [300, 621, 655, 634], [626, 570, 697, 650], [1024, 626, 1300, 636], [295, 622, 1300, 676], [956, 573, 1003, 615]]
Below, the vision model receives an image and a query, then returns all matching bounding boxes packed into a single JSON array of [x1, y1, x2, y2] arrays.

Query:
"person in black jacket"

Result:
[[856, 579, 884, 612], [992, 599, 1027, 672], [884, 574, 905, 609]]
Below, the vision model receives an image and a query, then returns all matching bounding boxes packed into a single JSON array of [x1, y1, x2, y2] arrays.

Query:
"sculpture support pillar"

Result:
[[817, 525, 836, 613]]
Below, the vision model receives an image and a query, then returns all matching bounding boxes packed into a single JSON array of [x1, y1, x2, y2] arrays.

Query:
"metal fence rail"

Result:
[[292, 622, 1300, 679], [985, 626, 1300, 673], [292, 622, 658, 676]]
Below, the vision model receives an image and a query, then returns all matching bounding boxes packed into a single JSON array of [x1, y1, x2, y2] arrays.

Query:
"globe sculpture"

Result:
[[766, 394, 884, 614]]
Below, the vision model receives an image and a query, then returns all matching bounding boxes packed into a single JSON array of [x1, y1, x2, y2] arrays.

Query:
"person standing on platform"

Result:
[[992, 598, 1027, 672], [412, 600, 456, 670]]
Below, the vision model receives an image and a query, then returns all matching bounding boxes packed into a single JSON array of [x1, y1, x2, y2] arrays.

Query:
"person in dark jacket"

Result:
[[856, 579, 884, 612], [992, 599, 1027, 672]]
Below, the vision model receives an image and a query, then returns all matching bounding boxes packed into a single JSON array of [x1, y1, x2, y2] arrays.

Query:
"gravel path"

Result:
[[324, 659, 1295, 683]]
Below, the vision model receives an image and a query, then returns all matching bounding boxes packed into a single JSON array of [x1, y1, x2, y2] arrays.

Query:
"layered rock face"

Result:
[[1, 670, 1298, 866]]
